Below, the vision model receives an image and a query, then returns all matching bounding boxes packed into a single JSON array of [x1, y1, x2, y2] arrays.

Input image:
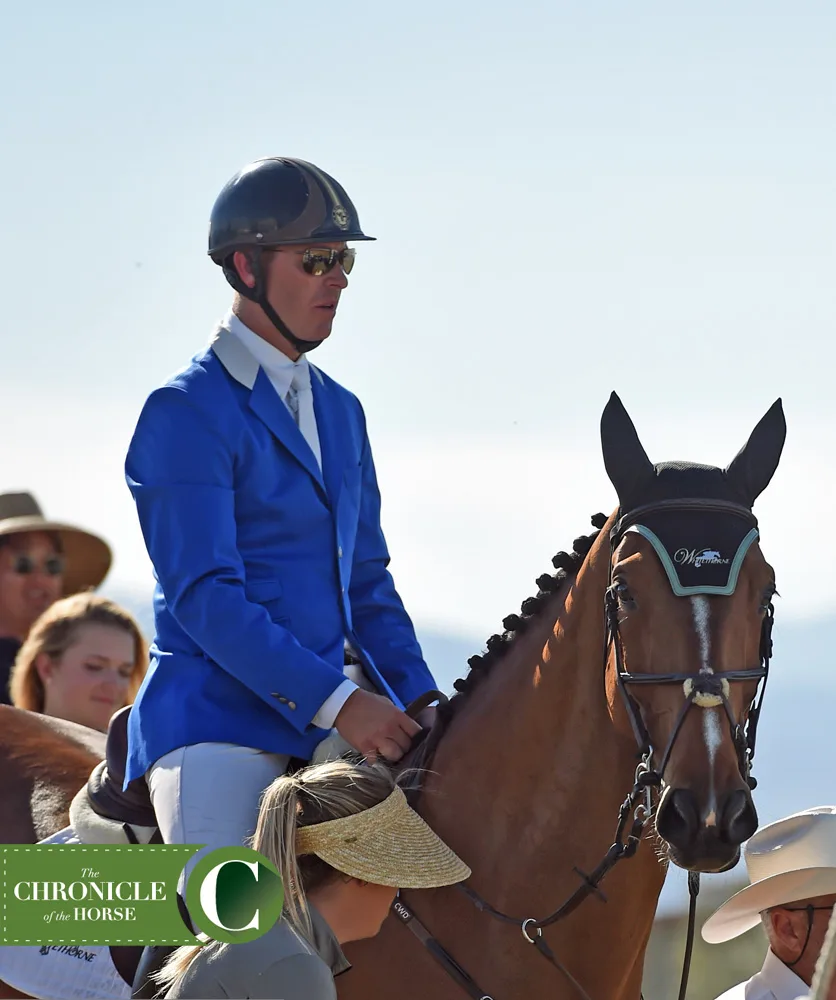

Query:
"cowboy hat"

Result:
[[0, 492, 112, 596], [702, 806, 836, 944]]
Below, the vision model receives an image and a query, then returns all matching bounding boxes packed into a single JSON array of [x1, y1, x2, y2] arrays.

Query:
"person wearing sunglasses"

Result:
[[0, 491, 112, 706], [123, 158, 438, 892], [702, 806, 836, 999]]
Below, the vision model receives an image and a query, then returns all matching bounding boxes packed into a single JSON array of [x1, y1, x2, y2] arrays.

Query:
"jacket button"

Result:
[[271, 693, 289, 704], [338, 546, 343, 559], [287, 701, 297, 711]]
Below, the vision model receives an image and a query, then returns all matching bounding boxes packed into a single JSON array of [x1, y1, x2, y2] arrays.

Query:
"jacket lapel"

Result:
[[210, 325, 326, 495], [248, 369, 326, 491], [310, 368, 344, 505]]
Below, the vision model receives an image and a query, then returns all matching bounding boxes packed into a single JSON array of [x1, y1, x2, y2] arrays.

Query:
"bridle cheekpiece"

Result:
[[606, 497, 775, 790]]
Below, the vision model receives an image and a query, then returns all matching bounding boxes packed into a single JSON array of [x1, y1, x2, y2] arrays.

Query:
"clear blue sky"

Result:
[[2, 1, 835, 642]]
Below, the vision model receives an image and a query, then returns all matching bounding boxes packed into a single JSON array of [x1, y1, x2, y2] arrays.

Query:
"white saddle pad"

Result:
[[0, 943, 132, 1000], [0, 826, 141, 999]]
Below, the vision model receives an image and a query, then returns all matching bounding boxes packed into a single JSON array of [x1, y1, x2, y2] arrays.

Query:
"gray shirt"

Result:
[[166, 904, 350, 1000]]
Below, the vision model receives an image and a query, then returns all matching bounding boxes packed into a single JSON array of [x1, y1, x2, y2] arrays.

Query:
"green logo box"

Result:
[[1, 845, 201, 946], [1, 844, 285, 947]]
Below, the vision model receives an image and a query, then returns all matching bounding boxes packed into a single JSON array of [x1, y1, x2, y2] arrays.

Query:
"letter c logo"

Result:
[[185, 847, 284, 945], [199, 860, 260, 932]]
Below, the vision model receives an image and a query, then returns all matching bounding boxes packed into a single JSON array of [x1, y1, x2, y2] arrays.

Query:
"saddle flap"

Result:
[[85, 708, 157, 827]]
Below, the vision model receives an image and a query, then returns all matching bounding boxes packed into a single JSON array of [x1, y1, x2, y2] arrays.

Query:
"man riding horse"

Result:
[[0, 158, 789, 999], [124, 156, 438, 873]]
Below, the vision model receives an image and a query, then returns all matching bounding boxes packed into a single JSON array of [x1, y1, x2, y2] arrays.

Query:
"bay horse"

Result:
[[0, 393, 785, 1000], [338, 393, 786, 1000]]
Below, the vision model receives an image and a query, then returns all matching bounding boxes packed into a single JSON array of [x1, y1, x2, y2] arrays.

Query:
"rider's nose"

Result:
[[328, 268, 348, 290]]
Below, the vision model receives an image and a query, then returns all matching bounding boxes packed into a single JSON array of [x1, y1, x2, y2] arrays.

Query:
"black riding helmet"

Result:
[[208, 157, 375, 353]]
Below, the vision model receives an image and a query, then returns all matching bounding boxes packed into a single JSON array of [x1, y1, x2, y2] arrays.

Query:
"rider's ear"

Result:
[[724, 399, 786, 507], [232, 250, 258, 289], [34, 652, 54, 684], [600, 392, 654, 506], [767, 906, 806, 954]]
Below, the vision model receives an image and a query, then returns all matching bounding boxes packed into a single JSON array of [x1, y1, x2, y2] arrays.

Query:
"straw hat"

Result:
[[0, 492, 112, 596], [702, 806, 836, 944], [296, 786, 471, 889]]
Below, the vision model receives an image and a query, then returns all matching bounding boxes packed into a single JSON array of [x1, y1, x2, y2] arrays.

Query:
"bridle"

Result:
[[607, 497, 774, 792], [394, 499, 776, 1000]]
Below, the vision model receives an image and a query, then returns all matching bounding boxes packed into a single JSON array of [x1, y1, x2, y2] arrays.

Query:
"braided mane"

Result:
[[436, 513, 608, 726]]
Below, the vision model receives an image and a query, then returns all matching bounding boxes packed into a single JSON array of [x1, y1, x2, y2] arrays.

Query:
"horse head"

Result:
[[601, 392, 786, 873]]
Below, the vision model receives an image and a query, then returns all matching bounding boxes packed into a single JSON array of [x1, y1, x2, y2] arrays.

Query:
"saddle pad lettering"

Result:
[[0, 828, 135, 999], [0, 945, 131, 1000]]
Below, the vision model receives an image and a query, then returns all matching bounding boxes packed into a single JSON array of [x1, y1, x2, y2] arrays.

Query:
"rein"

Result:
[[396, 499, 776, 1000], [395, 756, 659, 1000]]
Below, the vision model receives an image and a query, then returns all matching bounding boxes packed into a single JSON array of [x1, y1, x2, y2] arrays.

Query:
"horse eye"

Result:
[[613, 580, 633, 604], [759, 585, 777, 613]]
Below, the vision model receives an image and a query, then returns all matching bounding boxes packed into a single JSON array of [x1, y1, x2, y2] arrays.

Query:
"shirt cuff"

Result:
[[312, 678, 359, 729]]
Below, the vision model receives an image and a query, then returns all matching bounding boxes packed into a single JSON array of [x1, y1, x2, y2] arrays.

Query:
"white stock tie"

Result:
[[286, 366, 322, 470]]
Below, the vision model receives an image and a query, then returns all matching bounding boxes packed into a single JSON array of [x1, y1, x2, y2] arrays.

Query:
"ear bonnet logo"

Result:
[[674, 548, 730, 569]]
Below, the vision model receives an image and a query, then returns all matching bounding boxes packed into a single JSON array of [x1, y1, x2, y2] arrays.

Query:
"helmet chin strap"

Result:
[[255, 292, 324, 355], [251, 249, 326, 355], [227, 248, 326, 355]]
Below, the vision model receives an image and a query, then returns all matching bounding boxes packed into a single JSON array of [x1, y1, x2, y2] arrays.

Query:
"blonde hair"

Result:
[[9, 593, 147, 713], [155, 758, 397, 991]]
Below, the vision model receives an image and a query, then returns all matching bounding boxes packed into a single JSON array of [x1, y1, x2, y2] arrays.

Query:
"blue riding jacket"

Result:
[[122, 324, 435, 785]]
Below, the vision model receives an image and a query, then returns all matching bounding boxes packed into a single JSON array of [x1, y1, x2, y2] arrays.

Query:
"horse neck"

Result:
[[423, 520, 664, 927]]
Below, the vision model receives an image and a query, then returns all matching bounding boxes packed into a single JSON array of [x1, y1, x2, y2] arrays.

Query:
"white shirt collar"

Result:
[[758, 949, 809, 999], [221, 309, 310, 398]]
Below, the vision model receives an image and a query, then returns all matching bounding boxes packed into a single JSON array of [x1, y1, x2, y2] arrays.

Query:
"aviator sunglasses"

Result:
[[7, 553, 65, 577], [270, 247, 356, 277]]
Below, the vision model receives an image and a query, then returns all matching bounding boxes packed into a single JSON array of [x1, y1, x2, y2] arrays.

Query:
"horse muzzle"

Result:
[[656, 785, 758, 872]]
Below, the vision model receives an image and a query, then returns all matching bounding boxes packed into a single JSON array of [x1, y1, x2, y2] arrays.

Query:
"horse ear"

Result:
[[600, 392, 654, 505], [724, 399, 786, 506]]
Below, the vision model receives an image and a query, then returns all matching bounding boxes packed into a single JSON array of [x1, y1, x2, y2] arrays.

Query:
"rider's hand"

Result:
[[334, 689, 421, 762], [414, 705, 437, 731]]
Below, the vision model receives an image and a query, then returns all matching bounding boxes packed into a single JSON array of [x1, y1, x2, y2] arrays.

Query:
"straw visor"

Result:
[[295, 787, 471, 889]]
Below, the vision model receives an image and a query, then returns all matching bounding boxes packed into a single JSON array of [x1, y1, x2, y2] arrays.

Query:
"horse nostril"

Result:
[[719, 789, 758, 846], [656, 788, 700, 847]]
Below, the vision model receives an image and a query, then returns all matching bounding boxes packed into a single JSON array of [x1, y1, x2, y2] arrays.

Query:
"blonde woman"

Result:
[[157, 759, 470, 1000], [10, 593, 147, 732]]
